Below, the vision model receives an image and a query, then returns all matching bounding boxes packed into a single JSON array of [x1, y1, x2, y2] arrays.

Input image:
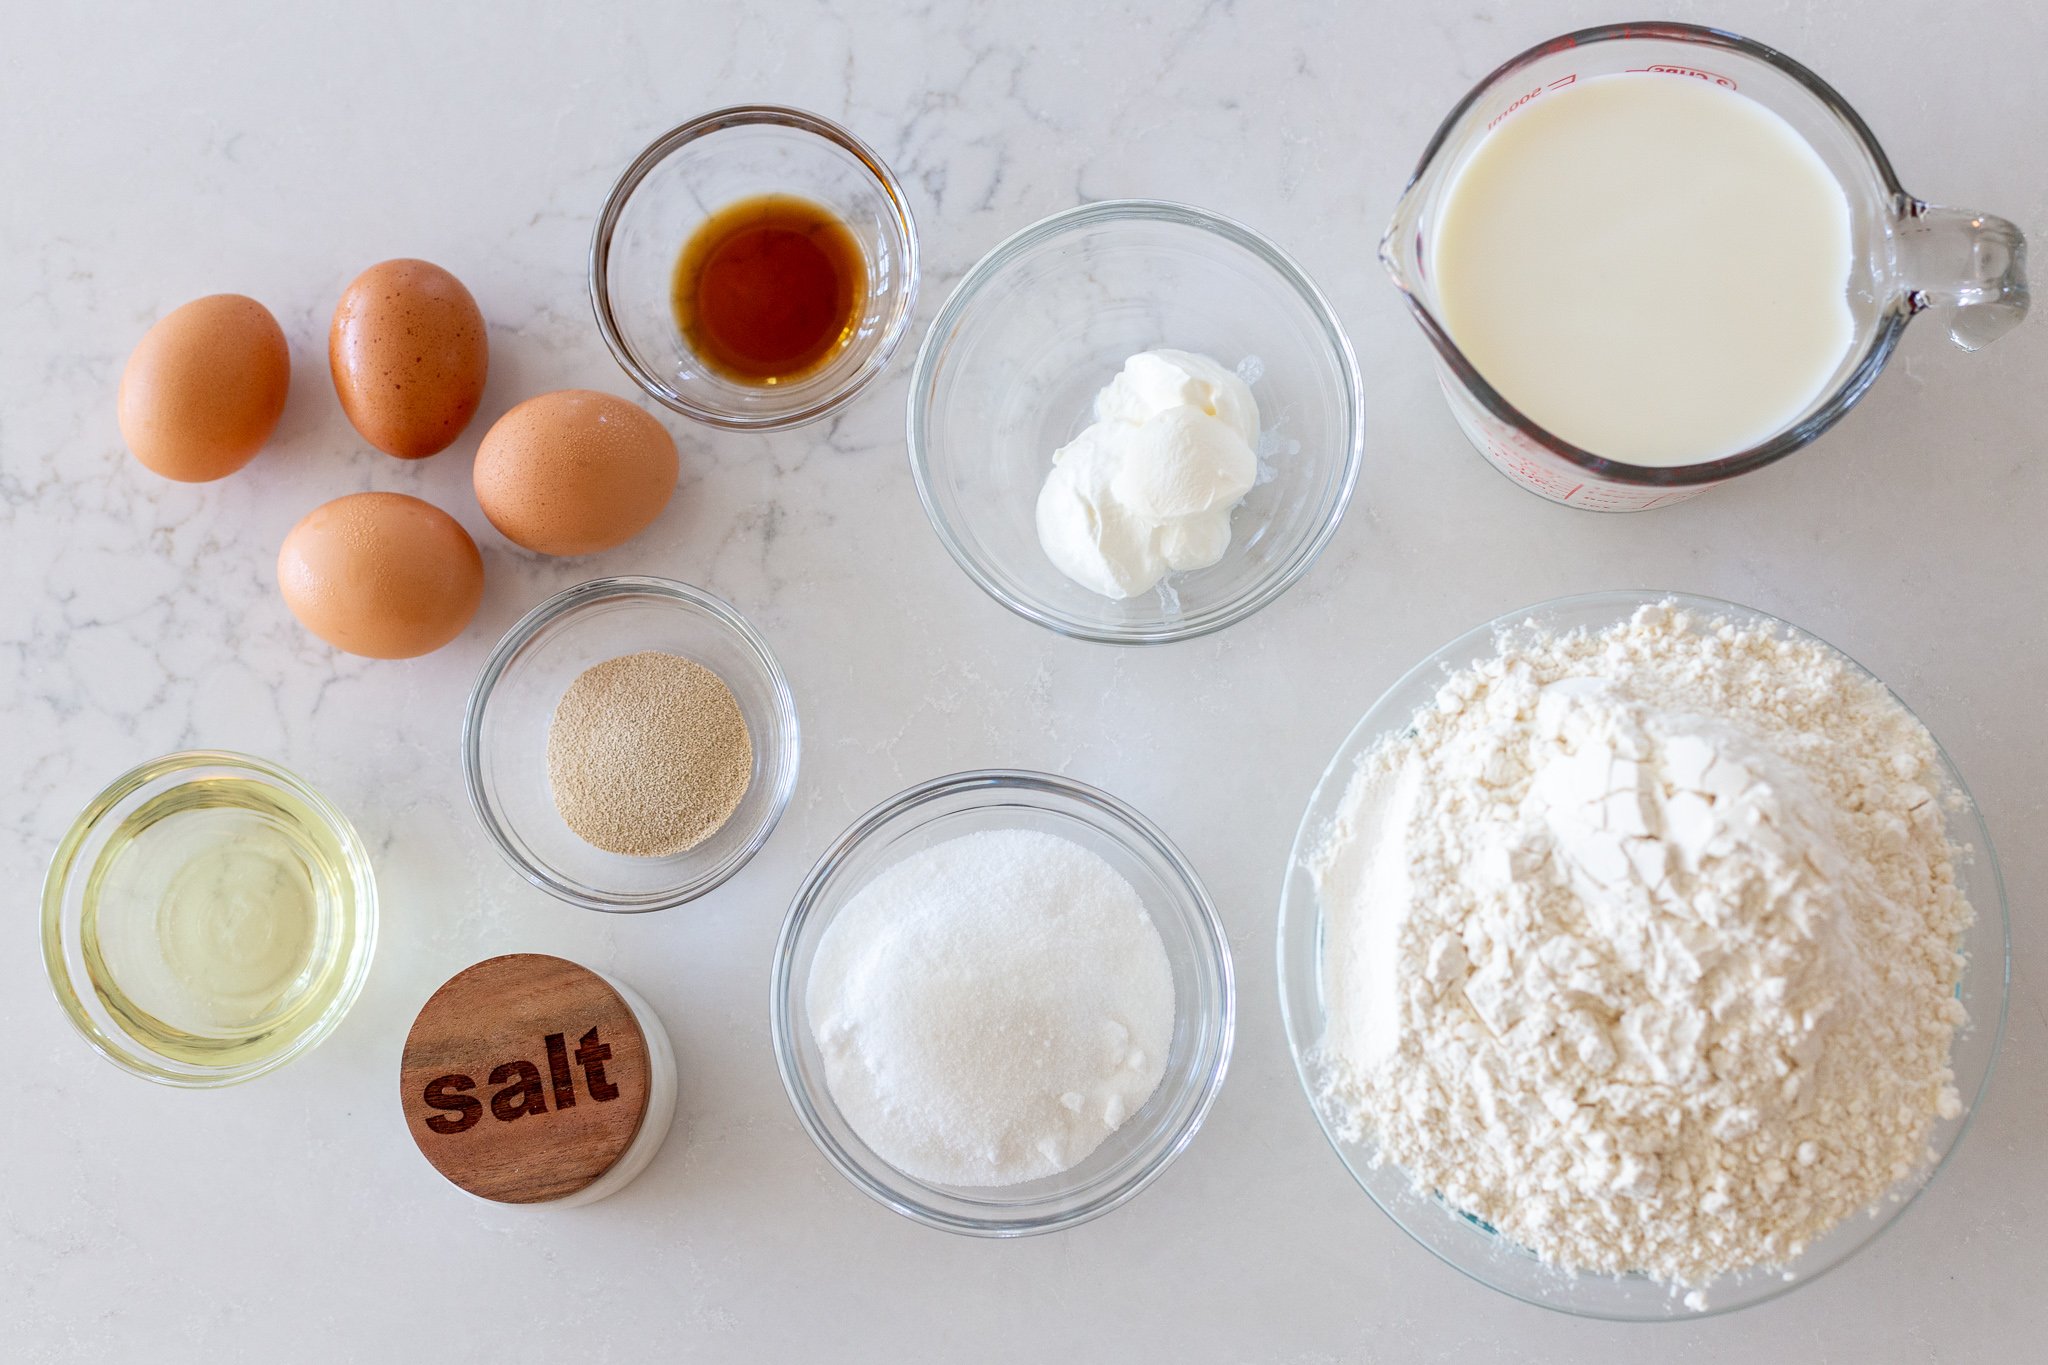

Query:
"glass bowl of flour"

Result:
[[1277, 590, 2009, 1319], [906, 200, 1364, 644], [773, 769, 1235, 1234]]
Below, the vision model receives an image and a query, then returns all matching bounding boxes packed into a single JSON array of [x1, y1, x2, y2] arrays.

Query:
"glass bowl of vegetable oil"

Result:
[[41, 751, 378, 1087]]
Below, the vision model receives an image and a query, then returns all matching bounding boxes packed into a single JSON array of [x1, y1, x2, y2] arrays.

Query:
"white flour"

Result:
[[808, 828, 1173, 1187], [1313, 604, 1972, 1299]]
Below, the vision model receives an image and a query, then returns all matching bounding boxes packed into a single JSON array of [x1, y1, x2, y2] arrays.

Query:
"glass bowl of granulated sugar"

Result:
[[1277, 590, 2009, 1320], [464, 576, 799, 912], [773, 769, 1235, 1235]]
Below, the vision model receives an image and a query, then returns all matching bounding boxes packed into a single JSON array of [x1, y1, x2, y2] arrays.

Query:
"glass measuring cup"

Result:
[[1382, 22, 2029, 512]]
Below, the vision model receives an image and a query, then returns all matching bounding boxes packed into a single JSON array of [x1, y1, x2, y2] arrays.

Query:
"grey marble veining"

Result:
[[3, 2, 2043, 1360]]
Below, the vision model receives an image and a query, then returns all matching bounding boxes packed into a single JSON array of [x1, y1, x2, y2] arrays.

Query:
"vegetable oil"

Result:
[[76, 773, 362, 1072]]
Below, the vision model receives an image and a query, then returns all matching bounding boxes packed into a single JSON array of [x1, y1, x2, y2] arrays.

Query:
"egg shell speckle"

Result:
[[277, 492, 484, 659], [473, 389, 679, 557], [330, 259, 489, 459], [117, 293, 290, 482]]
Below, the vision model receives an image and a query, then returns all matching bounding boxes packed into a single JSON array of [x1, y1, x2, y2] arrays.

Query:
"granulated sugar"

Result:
[[807, 828, 1174, 1187], [1313, 603, 1972, 1302]]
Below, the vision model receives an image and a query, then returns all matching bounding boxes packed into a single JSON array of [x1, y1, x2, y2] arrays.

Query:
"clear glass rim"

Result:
[[1382, 21, 1913, 488], [905, 198, 1366, 645], [461, 575, 801, 913], [587, 103, 922, 431], [770, 768, 1237, 1235], [1275, 588, 2012, 1319], [40, 749, 381, 1088]]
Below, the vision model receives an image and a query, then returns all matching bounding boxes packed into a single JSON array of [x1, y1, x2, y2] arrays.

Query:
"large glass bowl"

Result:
[[590, 105, 919, 430], [463, 576, 799, 912], [773, 770, 1235, 1235], [907, 200, 1363, 644], [1276, 590, 2010, 1320]]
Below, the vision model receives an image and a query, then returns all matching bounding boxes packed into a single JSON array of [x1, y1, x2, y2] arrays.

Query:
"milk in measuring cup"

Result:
[[1433, 72, 1854, 467]]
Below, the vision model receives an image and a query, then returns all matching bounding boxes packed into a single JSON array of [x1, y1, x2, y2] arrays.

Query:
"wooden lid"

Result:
[[400, 954, 652, 1204]]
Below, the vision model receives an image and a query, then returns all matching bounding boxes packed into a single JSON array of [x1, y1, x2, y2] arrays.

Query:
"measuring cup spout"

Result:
[[1897, 199, 2029, 351], [1380, 181, 1429, 294]]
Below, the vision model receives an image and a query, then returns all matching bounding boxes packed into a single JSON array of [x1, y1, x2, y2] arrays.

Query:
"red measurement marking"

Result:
[[1487, 74, 1580, 130], [1636, 489, 1707, 510], [1487, 85, 1545, 130], [1626, 64, 1737, 89]]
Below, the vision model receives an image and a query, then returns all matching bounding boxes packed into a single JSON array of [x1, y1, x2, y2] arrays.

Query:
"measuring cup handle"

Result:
[[1898, 200, 2030, 351]]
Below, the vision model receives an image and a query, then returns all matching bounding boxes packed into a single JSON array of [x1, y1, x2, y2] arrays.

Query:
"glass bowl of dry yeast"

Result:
[[464, 576, 799, 912]]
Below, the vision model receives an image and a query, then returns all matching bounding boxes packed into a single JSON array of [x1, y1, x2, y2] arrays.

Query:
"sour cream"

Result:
[[1035, 349, 1260, 599]]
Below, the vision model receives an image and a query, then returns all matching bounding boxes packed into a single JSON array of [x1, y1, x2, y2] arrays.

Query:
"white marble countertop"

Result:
[[5, 1, 2043, 1359]]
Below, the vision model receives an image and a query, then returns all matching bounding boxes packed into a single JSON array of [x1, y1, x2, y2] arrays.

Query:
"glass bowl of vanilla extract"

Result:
[[591, 105, 920, 431]]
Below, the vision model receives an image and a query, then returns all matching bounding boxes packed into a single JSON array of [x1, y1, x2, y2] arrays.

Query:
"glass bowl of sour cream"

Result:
[[906, 200, 1363, 644]]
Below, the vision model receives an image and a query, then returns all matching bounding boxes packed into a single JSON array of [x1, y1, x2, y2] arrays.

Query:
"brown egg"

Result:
[[278, 492, 484, 659], [329, 259, 488, 459], [473, 390, 679, 556], [118, 294, 290, 482]]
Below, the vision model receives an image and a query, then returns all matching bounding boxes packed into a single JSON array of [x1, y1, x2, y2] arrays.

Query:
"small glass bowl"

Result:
[[41, 751, 378, 1088], [1276, 590, 2011, 1319], [906, 199, 1364, 644], [463, 576, 799, 912], [590, 105, 920, 430], [772, 770, 1235, 1235]]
